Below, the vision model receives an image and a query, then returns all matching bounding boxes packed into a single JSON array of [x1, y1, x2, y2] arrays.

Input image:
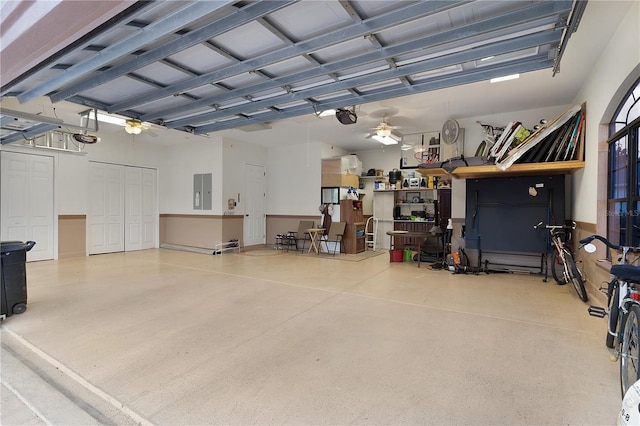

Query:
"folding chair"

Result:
[[290, 220, 314, 251], [323, 222, 346, 255]]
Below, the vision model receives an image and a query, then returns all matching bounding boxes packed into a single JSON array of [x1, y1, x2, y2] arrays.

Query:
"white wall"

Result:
[[267, 142, 324, 215], [572, 0, 640, 224], [162, 136, 222, 214]]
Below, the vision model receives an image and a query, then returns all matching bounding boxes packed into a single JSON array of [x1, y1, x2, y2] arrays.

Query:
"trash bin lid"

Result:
[[1, 241, 36, 253]]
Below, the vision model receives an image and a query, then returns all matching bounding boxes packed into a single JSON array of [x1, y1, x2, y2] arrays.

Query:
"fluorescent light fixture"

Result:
[[372, 133, 400, 145], [480, 56, 495, 62], [490, 73, 520, 83], [95, 112, 126, 126], [318, 109, 336, 117]]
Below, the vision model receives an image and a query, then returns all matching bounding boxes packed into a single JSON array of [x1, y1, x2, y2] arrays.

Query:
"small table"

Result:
[[387, 230, 434, 267], [307, 228, 325, 254]]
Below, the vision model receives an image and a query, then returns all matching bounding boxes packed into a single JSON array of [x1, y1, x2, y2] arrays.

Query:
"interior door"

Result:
[[141, 168, 157, 249], [244, 163, 266, 246], [0, 152, 54, 261], [88, 162, 124, 254], [125, 167, 142, 251]]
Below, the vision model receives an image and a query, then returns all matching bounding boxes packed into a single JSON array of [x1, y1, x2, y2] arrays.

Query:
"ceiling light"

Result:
[[372, 133, 400, 145], [124, 123, 142, 135], [490, 73, 520, 83], [377, 127, 392, 137]]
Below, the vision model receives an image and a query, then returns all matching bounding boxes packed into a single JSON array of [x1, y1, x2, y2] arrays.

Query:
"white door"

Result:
[[141, 168, 156, 249], [244, 164, 266, 246], [124, 166, 156, 251], [88, 162, 124, 254], [0, 152, 54, 261], [125, 167, 142, 251]]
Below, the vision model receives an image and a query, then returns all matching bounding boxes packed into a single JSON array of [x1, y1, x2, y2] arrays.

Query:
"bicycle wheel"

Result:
[[620, 304, 640, 397], [607, 282, 620, 349], [550, 249, 568, 285], [565, 253, 588, 302]]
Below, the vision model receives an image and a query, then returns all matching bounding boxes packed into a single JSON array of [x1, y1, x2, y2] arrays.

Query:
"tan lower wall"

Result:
[[160, 214, 244, 249], [573, 221, 607, 305], [58, 215, 86, 258], [266, 215, 321, 246]]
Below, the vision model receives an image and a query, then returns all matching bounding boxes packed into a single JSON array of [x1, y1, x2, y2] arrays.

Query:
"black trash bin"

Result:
[[1, 241, 35, 318]]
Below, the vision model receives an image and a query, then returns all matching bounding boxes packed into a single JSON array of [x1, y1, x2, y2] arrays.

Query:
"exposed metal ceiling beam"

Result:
[[165, 30, 560, 128], [194, 55, 554, 134], [140, 1, 569, 123], [553, 0, 588, 75], [1, 123, 60, 144], [18, 1, 237, 103], [106, 1, 471, 113], [47, 1, 294, 104]]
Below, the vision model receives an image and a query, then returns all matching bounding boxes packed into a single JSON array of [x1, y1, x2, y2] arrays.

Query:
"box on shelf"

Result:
[[321, 173, 359, 188]]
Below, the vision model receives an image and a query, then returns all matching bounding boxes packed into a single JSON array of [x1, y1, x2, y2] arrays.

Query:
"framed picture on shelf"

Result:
[[400, 132, 441, 169], [406, 192, 421, 203]]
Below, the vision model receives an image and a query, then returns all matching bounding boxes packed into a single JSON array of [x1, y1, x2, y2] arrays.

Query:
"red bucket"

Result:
[[390, 249, 403, 262]]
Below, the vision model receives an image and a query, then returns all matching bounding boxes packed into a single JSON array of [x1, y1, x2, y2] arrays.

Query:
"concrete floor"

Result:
[[1, 247, 621, 425]]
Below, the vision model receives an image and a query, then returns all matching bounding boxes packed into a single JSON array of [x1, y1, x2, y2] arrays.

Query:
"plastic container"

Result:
[[390, 249, 403, 262], [1, 241, 35, 318], [403, 248, 413, 262]]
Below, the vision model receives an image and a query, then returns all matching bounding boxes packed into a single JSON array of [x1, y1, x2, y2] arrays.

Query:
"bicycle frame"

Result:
[[583, 235, 640, 396], [549, 229, 571, 282]]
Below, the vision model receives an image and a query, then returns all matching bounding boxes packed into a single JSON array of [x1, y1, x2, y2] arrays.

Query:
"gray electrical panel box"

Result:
[[193, 173, 212, 210]]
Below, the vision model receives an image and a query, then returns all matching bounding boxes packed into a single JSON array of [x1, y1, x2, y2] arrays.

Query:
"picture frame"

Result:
[[406, 191, 421, 203]]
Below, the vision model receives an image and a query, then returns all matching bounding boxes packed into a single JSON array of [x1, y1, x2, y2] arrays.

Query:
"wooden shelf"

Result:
[[415, 160, 585, 179]]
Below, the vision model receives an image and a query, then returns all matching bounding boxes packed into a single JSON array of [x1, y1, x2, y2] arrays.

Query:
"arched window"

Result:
[[608, 77, 640, 245]]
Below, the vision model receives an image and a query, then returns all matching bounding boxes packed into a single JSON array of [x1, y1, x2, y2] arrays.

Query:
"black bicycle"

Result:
[[535, 221, 587, 301], [583, 235, 640, 397]]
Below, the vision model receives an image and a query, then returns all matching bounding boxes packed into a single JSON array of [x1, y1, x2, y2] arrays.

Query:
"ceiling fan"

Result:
[[124, 119, 152, 135], [371, 114, 399, 137]]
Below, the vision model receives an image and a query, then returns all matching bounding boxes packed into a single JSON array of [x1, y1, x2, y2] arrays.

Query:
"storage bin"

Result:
[[390, 249, 403, 262]]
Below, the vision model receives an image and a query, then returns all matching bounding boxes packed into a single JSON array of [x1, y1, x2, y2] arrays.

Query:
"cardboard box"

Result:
[[321, 173, 359, 188]]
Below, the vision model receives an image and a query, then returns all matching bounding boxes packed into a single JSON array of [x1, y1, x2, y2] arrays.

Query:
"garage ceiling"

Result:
[[0, 0, 586, 146]]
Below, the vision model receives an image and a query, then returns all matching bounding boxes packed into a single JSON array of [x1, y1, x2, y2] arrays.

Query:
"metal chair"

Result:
[[290, 220, 314, 251], [365, 216, 379, 251], [323, 222, 346, 255]]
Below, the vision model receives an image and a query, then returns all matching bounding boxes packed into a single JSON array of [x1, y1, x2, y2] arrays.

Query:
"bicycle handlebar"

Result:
[[579, 234, 640, 256], [533, 221, 576, 230], [579, 235, 620, 250]]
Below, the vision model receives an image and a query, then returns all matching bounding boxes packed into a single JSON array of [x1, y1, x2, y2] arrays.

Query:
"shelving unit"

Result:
[[340, 199, 365, 254], [373, 187, 450, 252]]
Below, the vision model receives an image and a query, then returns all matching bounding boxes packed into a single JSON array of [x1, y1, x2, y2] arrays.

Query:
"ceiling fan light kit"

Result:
[[125, 119, 143, 135]]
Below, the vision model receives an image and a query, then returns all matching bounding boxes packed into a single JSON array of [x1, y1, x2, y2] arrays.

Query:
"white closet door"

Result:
[[125, 167, 142, 251], [141, 168, 156, 249], [88, 162, 124, 254], [0, 152, 54, 261]]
